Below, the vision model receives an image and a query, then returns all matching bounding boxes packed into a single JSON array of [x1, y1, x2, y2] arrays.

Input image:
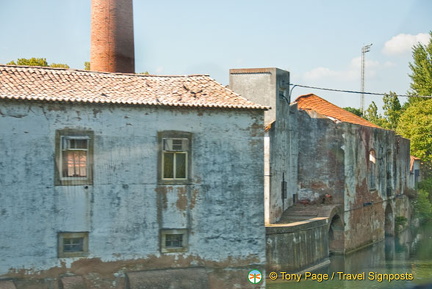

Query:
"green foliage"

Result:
[[396, 99, 432, 176], [413, 186, 432, 223], [7, 57, 49, 67], [382, 92, 403, 130], [84, 61, 90, 70], [344, 107, 363, 117], [7, 57, 69, 69], [395, 216, 408, 232], [363, 101, 387, 127], [50, 63, 70, 69], [408, 31, 432, 105], [363, 92, 403, 130]]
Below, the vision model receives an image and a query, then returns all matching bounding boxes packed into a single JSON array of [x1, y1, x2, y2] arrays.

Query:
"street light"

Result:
[[361, 44, 372, 113]]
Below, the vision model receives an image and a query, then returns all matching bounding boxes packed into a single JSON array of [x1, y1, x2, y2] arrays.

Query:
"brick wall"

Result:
[[90, 0, 135, 73]]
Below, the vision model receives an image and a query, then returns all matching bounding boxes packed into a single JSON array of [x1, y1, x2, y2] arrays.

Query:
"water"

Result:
[[267, 223, 432, 289]]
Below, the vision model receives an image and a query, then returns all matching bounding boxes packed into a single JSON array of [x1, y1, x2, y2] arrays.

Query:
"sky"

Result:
[[0, 0, 431, 111]]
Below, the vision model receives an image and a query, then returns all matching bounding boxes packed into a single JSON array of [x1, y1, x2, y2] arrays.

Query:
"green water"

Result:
[[267, 223, 432, 289]]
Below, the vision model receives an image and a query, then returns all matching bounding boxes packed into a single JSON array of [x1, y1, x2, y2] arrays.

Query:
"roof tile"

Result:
[[0, 65, 268, 110], [294, 94, 382, 129]]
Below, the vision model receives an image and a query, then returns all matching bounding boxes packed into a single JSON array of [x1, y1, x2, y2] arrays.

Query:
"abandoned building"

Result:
[[0, 64, 268, 289], [0, 1, 270, 288], [0, 0, 420, 286], [229, 67, 415, 272]]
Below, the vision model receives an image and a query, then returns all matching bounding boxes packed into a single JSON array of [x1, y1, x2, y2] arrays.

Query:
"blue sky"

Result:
[[1, 0, 431, 110]]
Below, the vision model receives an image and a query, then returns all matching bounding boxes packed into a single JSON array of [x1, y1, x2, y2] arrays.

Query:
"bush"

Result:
[[413, 189, 432, 223]]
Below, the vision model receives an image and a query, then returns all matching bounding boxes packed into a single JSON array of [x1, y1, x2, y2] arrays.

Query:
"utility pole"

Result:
[[361, 44, 372, 113]]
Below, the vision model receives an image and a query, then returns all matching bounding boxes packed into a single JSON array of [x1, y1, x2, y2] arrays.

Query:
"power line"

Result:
[[290, 83, 432, 98]]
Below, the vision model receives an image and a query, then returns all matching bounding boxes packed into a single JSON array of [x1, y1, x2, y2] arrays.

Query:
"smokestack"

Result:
[[90, 0, 135, 73]]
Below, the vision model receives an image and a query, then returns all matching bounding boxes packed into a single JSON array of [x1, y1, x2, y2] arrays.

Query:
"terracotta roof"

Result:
[[293, 94, 382, 129], [0, 65, 268, 110]]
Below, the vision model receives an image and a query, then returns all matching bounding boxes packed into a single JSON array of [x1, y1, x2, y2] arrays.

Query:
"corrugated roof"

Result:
[[0, 65, 269, 110], [293, 94, 382, 129]]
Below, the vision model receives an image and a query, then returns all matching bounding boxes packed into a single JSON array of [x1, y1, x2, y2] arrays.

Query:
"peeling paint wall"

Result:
[[266, 218, 329, 272], [229, 68, 296, 224], [0, 100, 266, 289], [295, 110, 413, 252]]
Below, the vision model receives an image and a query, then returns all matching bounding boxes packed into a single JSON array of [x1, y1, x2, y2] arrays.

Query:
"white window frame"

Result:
[[60, 136, 90, 181], [161, 138, 189, 181], [55, 130, 93, 186]]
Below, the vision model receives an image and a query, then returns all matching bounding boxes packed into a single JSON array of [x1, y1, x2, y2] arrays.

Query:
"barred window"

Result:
[[55, 130, 93, 186], [58, 232, 89, 258], [161, 229, 188, 253]]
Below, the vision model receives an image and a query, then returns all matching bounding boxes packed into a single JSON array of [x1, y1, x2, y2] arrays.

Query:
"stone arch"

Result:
[[385, 203, 394, 237], [328, 212, 344, 254]]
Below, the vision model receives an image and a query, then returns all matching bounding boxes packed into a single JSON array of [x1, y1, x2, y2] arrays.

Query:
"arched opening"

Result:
[[329, 214, 344, 254], [369, 149, 377, 191], [385, 204, 394, 237]]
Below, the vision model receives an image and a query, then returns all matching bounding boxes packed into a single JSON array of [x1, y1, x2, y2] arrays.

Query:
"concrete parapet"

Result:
[[266, 218, 329, 272]]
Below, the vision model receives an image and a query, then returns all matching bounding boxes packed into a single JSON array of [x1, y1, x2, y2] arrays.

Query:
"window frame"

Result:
[[58, 232, 89, 258], [160, 229, 188, 253], [55, 129, 94, 186], [158, 131, 192, 185], [368, 149, 377, 191]]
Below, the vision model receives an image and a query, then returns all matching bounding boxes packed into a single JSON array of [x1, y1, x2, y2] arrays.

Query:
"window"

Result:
[[162, 138, 188, 179], [369, 149, 376, 191], [55, 130, 94, 186], [160, 229, 188, 253], [58, 232, 89, 258], [158, 131, 191, 184]]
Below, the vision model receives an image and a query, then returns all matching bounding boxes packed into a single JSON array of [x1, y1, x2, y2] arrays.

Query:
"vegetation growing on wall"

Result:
[[413, 184, 432, 223]]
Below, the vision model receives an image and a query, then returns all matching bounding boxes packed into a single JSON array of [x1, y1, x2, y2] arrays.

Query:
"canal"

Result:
[[267, 223, 432, 288]]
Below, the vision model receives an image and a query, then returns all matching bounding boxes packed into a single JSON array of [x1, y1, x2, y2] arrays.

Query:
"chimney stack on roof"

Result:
[[90, 0, 135, 73]]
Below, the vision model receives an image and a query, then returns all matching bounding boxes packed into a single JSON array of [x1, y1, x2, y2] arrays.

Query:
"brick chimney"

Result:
[[90, 0, 135, 73]]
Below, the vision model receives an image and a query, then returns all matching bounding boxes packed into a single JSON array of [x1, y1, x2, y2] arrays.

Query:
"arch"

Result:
[[385, 203, 394, 237], [329, 214, 344, 254], [368, 149, 377, 190]]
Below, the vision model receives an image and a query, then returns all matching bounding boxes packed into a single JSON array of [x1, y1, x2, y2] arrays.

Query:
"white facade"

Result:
[[0, 66, 266, 289]]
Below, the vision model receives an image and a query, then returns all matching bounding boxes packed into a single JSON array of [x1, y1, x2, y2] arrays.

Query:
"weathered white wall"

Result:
[[230, 68, 295, 224], [0, 100, 266, 281], [295, 112, 413, 252]]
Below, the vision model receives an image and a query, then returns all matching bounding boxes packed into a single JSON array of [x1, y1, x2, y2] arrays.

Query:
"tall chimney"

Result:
[[90, 0, 135, 73]]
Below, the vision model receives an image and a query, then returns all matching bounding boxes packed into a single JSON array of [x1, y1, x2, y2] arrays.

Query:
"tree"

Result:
[[397, 99, 432, 177], [382, 92, 403, 130], [49, 63, 70, 69], [407, 31, 432, 106], [344, 107, 363, 117], [7, 57, 49, 67], [7, 57, 69, 68], [363, 101, 387, 127]]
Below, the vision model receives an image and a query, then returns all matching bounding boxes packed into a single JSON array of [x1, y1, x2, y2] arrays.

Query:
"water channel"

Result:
[[267, 223, 432, 289]]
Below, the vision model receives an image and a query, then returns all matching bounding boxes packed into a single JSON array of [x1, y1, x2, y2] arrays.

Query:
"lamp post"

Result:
[[361, 44, 372, 113]]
